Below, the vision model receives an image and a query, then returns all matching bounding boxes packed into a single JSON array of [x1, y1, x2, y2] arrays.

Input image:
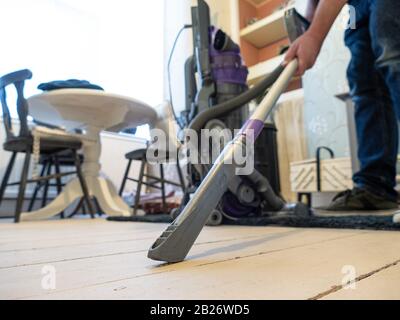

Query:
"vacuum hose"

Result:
[[188, 64, 285, 133], [247, 170, 285, 211]]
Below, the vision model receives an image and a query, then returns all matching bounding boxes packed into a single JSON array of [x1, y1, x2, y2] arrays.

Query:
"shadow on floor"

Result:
[[189, 229, 305, 261]]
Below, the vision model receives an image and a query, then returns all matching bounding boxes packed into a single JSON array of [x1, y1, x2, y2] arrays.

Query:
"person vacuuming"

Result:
[[284, 0, 400, 222]]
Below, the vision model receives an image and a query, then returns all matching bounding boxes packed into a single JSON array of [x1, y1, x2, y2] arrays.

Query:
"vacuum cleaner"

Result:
[[148, 0, 310, 263]]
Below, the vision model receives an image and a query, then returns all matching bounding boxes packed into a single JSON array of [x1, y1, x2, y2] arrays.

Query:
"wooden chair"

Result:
[[0, 69, 95, 222], [119, 101, 186, 215], [119, 148, 186, 215], [27, 152, 85, 215]]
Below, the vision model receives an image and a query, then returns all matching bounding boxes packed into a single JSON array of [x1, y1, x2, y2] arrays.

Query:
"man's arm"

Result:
[[284, 0, 348, 75], [305, 0, 319, 22]]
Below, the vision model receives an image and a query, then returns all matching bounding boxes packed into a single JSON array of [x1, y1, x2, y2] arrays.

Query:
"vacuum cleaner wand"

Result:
[[148, 59, 299, 263], [147, 2, 309, 263]]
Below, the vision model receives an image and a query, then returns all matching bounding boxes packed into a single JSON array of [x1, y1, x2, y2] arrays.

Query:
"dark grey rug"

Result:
[[107, 213, 400, 231]]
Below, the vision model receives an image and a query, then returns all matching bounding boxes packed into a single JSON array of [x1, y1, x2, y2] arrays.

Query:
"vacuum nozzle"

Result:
[[284, 8, 310, 43]]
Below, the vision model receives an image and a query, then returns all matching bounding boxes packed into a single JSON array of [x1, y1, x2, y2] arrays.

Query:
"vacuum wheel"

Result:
[[206, 210, 224, 226]]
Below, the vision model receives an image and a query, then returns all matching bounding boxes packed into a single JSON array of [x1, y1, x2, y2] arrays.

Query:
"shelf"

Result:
[[277, 88, 304, 104], [244, 0, 269, 6], [246, 0, 269, 8], [240, 7, 291, 48], [247, 54, 284, 85]]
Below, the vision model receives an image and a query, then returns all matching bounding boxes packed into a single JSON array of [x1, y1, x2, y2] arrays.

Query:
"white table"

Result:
[[20, 89, 157, 221]]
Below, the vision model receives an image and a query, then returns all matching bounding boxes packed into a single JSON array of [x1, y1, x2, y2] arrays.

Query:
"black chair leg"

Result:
[[74, 151, 96, 219], [81, 199, 88, 215], [94, 198, 103, 216], [41, 160, 52, 208], [68, 197, 84, 219], [134, 158, 146, 215], [54, 156, 65, 219], [0, 152, 17, 206], [119, 159, 132, 196], [159, 164, 167, 213], [28, 160, 48, 212], [15, 152, 31, 223]]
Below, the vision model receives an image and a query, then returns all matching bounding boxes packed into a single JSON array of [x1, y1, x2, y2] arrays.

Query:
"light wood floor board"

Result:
[[321, 263, 400, 300], [0, 219, 399, 300]]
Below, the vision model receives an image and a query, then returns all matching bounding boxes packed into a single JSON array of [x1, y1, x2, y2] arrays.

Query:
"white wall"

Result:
[[302, 7, 351, 157], [100, 133, 147, 192], [0, 0, 164, 141], [206, 0, 240, 41], [163, 0, 193, 114], [0, 0, 164, 107]]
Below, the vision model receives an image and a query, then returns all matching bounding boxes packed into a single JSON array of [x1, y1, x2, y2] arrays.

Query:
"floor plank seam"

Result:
[[308, 258, 400, 300], [15, 269, 178, 300], [0, 249, 149, 270], [0, 237, 157, 253], [0, 231, 150, 245], [194, 233, 363, 268], [10, 233, 364, 299], [0, 235, 267, 270]]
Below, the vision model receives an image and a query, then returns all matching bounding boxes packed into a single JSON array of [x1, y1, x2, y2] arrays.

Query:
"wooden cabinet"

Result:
[[237, 0, 302, 91], [290, 158, 354, 193]]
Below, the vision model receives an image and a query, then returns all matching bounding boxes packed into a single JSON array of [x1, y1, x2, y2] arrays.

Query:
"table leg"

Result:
[[20, 178, 83, 222], [82, 127, 132, 217], [20, 176, 132, 221], [86, 176, 132, 217], [81, 127, 103, 178], [20, 127, 133, 221]]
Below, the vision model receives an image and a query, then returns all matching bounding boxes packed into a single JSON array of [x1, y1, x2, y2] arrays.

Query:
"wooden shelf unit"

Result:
[[240, 7, 289, 49], [239, 0, 302, 91], [247, 54, 283, 85], [244, 0, 271, 6]]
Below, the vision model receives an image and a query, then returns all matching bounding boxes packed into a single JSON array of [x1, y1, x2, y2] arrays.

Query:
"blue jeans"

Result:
[[345, 0, 400, 200]]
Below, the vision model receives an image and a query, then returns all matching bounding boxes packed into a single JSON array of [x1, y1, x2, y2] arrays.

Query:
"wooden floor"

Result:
[[1, 218, 400, 300]]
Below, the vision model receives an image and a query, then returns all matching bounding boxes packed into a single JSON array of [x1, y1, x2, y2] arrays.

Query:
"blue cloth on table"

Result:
[[38, 79, 104, 91]]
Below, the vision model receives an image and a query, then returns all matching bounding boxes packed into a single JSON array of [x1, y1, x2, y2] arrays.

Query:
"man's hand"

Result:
[[283, 0, 347, 76], [283, 31, 323, 76]]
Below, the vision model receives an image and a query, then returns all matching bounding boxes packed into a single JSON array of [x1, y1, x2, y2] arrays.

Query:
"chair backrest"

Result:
[[0, 69, 33, 140]]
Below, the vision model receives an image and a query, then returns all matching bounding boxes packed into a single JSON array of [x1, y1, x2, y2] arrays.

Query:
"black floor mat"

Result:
[[107, 213, 400, 231], [109, 214, 173, 224]]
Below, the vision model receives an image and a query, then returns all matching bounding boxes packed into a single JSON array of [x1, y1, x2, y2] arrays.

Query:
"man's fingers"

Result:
[[297, 59, 306, 77], [283, 33, 320, 75], [283, 42, 298, 66]]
